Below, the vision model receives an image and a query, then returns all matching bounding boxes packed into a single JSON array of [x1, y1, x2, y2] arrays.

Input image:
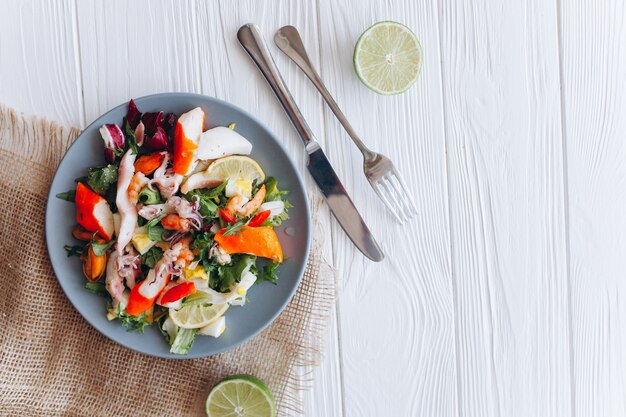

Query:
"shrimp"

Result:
[[161, 213, 192, 232], [160, 237, 194, 274], [225, 184, 266, 217], [128, 172, 149, 204], [174, 236, 194, 268]]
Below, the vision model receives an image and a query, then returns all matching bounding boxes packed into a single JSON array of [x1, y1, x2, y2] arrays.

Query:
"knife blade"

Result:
[[237, 24, 384, 261]]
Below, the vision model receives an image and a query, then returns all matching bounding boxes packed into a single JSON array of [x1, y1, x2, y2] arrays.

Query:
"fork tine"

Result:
[[392, 169, 418, 216], [387, 171, 417, 220], [376, 177, 409, 224], [372, 180, 406, 224], [383, 173, 414, 221]]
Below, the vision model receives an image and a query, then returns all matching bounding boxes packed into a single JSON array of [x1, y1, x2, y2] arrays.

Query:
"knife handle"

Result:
[[237, 24, 318, 150]]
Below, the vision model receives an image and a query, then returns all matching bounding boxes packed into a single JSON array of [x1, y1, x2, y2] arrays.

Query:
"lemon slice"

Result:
[[353, 21, 422, 95], [206, 155, 265, 184], [206, 375, 275, 417], [169, 303, 228, 329], [205, 155, 265, 197]]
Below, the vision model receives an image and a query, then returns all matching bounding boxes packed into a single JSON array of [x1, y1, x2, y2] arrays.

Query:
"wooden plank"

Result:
[[0, 0, 83, 126], [316, 1, 457, 416], [439, 0, 571, 415], [76, 0, 202, 124], [194, 4, 343, 416], [77, 1, 343, 415], [560, 1, 626, 416]]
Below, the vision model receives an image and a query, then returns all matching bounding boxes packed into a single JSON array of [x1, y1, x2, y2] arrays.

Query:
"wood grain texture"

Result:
[[560, 1, 626, 416], [5, 0, 626, 415], [317, 1, 457, 416], [439, 0, 572, 416], [0, 0, 83, 126], [194, 2, 342, 415], [76, 0, 202, 124], [77, 1, 341, 415]]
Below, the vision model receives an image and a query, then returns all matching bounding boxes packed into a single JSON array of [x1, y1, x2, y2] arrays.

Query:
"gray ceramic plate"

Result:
[[46, 93, 311, 359]]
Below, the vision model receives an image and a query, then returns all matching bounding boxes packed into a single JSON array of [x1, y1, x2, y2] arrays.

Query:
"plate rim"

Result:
[[45, 92, 312, 359]]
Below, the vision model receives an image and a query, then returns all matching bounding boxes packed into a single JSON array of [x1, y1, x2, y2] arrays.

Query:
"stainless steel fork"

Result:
[[274, 25, 418, 224]]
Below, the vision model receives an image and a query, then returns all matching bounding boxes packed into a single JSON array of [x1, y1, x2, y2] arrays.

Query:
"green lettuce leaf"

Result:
[[91, 238, 116, 256], [184, 181, 227, 218], [138, 186, 163, 204], [217, 254, 256, 293], [141, 246, 163, 268], [84, 281, 110, 298], [64, 244, 84, 257], [169, 328, 196, 355], [56, 190, 76, 202], [87, 164, 118, 195], [257, 260, 281, 284]]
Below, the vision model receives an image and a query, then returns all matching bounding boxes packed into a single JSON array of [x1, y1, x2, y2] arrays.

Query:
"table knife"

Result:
[[237, 24, 384, 262]]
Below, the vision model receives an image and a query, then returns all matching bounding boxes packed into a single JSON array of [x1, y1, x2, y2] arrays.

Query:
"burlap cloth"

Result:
[[0, 104, 336, 417]]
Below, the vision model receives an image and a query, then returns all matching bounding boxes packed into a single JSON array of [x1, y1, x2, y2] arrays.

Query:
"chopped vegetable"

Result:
[[169, 328, 196, 355], [122, 117, 139, 154], [138, 186, 163, 204], [99, 124, 125, 163], [112, 304, 150, 333], [64, 244, 84, 257], [219, 208, 236, 224], [91, 238, 116, 256], [87, 165, 118, 195], [216, 255, 256, 292], [215, 226, 283, 262], [248, 210, 271, 227], [141, 246, 164, 268], [134, 153, 165, 175], [257, 260, 281, 284], [56, 190, 76, 202], [84, 281, 109, 298], [126, 99, 142, 128]]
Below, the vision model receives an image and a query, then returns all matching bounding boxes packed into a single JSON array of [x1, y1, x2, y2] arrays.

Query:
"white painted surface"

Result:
[[1, 0, 625, 416]]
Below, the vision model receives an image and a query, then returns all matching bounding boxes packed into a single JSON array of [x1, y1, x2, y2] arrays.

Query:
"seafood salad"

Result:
[[58, 99, 291, 355]]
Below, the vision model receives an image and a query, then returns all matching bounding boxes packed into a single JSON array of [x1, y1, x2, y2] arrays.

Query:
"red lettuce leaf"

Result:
[[126, 99, 141, 129], [143, 126, 169, 150]]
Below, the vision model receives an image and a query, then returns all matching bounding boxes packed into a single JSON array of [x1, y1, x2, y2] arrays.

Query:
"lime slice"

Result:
[[206, 375, 276, 417], [353, 21, 422, 95], [169, 303, 228, 329]]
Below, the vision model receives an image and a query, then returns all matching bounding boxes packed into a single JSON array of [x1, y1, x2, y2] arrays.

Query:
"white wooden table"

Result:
[[2, 1, 625, 416]]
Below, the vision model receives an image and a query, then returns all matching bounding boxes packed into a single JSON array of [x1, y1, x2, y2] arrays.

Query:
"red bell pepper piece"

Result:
[[219, 208, 236, 224], [248, 210, 271, 227]]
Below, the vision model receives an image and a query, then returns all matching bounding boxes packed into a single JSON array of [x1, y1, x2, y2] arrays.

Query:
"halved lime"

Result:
[[206, 374, 276, 417], [353, 21, 422, 95]]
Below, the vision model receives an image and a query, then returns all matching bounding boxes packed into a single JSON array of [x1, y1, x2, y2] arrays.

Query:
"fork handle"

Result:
[[237, 24, 318, 150], [274, 25, 375, 160]]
